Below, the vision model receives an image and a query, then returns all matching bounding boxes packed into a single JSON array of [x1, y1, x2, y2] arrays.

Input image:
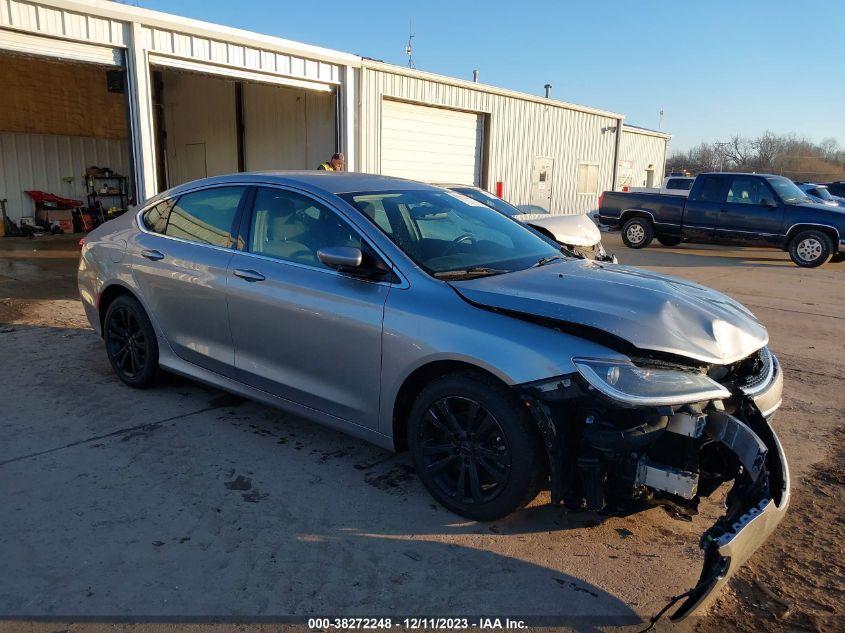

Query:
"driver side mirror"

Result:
[[317, 246, 391, 279], [317, 246, 363, 268], [761, 198, 778, 208]]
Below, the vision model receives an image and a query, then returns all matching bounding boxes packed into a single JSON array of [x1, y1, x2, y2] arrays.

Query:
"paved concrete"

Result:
[[0, 232, 843, 630]]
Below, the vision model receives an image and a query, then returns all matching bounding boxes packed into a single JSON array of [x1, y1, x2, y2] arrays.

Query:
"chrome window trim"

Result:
[[135, 183, 248, 252], [135, 182, 410, 289]]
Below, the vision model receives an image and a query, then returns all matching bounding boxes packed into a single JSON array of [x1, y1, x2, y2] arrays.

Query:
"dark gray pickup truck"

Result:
[[599, 172, 845, 267]]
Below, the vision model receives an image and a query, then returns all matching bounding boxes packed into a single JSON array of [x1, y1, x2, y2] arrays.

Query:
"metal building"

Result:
[[0, 0, 358, 222], [358, 61, 626, 216], [617, 125, 672, 189], [1, 0, 670, 225]]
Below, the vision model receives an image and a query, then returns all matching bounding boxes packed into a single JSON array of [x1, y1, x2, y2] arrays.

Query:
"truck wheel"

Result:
[[408, 372, 542, 521], [788, 230, 832, 268], [621, 218, 654, 249], [657, 236, 683, 247]]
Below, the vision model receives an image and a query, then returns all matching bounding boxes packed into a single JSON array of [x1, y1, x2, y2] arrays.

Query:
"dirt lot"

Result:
[[1, 232, 843, 633]]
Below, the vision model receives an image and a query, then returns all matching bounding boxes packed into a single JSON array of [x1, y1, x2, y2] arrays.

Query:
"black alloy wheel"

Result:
[[419, 396, 511, 506], [408, 373, 542, 521], [104, 295, 159, 388]]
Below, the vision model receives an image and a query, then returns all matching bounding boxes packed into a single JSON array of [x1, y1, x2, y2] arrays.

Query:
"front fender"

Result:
[[379, 283, 625, 438]]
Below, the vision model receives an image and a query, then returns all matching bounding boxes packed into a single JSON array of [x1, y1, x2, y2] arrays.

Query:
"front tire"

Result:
[[104, 295, 159, 388], [408, 373, 542, 521], [621, 217, 654, 249], [657, 235, 683, 247], [788, 230, 832, 268]]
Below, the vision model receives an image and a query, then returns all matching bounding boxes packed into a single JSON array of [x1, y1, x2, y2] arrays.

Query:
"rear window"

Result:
[[164, 187, 246, 247], [666, 178, 693, 191], [697, 176, 726, 203]]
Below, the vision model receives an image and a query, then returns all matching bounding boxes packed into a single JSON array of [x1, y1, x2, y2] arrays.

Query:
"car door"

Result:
[[716, 175, 785, 245], [226, 186, 392, 429], [680, 175, 727, 242], [131, 185, 248, 378]]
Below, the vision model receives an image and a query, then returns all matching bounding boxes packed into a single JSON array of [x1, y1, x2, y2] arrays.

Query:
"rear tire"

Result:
[[657, 235, 683, 247], [103, 295, 159, 388], [621, 217, 654, 249], [408, 373, 542, 521], [788, 230, 832, 268]]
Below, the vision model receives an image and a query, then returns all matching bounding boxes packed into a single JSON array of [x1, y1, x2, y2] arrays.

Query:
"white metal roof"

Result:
[[362, 60, 625, 120], [622, 124, 672, 140], [31, 0, 361, 66]]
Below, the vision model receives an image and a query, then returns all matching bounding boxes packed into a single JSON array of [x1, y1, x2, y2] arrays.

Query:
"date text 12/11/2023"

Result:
[[307, 618, 528, 629]]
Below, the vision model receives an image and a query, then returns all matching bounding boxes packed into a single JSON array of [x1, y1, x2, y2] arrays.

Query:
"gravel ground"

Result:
[[1, 232, 843, 633]]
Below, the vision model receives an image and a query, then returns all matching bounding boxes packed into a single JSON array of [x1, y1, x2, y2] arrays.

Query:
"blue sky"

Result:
[[135, 0, 844, 153]]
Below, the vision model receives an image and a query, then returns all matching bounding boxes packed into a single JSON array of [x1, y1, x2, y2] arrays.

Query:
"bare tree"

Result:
[[667, 132, 845, 182]]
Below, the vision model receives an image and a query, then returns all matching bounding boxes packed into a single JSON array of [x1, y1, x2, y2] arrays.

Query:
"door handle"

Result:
[[141, 249, 165, 261], [719, 208, 729, 213], [232, 268, 266, 282]]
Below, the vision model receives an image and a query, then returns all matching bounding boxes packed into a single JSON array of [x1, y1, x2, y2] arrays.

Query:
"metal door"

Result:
[[530, 157, 554, 211]]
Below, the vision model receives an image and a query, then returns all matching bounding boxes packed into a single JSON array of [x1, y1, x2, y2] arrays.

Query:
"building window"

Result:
[[576, 163, 599, 195]]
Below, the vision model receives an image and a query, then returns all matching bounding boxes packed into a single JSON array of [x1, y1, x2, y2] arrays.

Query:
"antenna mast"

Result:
[[405, 20, 416, 69]]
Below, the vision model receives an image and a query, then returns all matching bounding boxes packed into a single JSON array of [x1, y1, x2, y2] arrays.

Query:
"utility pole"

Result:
[[658, 109, 664, 130]]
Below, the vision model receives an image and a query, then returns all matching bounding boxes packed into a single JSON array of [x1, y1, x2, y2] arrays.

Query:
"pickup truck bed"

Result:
[[599, 172, 845, 267]]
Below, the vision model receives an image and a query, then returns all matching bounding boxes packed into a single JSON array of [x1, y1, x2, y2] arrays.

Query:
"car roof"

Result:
[[698, 172, 786, 178], [161, 171, 444, 199]]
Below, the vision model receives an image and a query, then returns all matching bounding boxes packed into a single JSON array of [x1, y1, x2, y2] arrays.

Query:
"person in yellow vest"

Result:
[[318, 153, 345, 171]]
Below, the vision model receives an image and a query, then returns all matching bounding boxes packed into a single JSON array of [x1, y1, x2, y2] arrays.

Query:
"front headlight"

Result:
[[573, 358, 731, 407]]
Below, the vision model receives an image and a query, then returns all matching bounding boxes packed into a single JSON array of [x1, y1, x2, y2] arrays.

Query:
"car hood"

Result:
[[516, 213, 601, 247], [796, 200, 845, 214], [450, 259, 768, 365]]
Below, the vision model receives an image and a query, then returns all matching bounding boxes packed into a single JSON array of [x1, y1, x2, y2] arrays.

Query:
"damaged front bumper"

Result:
[[519, 368, 789, 620], [669, 405, 790, 619]]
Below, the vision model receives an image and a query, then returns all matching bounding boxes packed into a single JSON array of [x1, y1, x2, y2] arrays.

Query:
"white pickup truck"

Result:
[[627, 176, 695, 197]]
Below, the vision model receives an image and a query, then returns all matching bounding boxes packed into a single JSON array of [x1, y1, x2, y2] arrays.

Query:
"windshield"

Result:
[[339, 189, 562, 278], [766, 176, 812, 204], [449, 187, 522, 217], [810, 186, 835, 201]]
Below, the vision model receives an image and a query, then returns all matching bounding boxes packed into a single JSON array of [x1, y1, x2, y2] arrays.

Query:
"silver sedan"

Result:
[[79, 172, 788, 618]]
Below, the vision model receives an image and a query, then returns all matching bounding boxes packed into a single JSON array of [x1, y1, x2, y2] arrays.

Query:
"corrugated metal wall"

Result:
[[359, 66, 620, 216], [0, 0, 127, 46], [0, 0, 341, 87], [162, 71, 238, 186], [140, 27, 340, 86], [0, 132, 129, 220], [243, 83, 335, 171], [618, 129, 668, 188]]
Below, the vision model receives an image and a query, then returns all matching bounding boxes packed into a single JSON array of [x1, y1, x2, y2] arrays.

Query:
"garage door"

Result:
[[381, 100, 483, 185]]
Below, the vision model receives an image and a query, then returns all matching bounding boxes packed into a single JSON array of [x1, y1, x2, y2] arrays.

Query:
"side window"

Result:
[[142, 198, 175, 234], [726, 177, 768, 205], [667, 179, 693, 191], [698, 176, 727, 203], [249, 187, 362, 269], [165, 187, 246, 247]]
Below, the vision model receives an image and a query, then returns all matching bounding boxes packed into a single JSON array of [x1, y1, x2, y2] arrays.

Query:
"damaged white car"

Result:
[[443, 184, 616, 263]]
